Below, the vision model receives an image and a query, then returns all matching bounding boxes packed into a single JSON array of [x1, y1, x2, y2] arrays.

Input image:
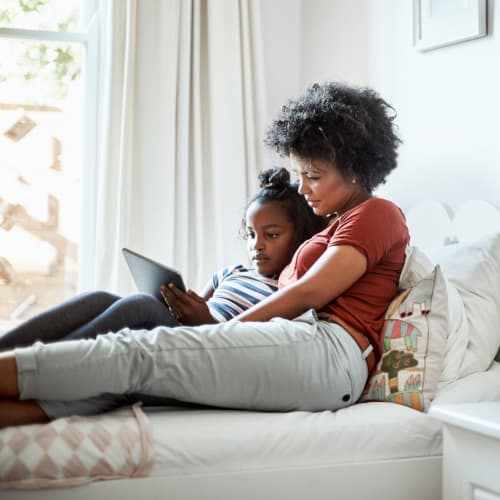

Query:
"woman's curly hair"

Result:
[[264, 81, 401, 193], [242, 167, 327, 252]]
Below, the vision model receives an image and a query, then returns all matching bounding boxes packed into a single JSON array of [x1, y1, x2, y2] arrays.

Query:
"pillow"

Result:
[[0, 405, 153, 490], [436, 233, 500, 378], [398, 244, 435, 290], [360, 266, 448, 412], [397, 245, 467, 388], [433, 362, 500, 406], [437, 277, 468, 388]]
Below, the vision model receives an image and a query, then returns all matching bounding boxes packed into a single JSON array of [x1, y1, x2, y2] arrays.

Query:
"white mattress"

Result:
[[146, 362, 500, 478]]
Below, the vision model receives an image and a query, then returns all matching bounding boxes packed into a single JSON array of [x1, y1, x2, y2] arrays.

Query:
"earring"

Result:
[[352, 178, 356, 184]]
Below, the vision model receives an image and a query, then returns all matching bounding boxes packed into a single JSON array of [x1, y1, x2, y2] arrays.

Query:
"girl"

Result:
[[164, 166, 326, 325], [0, 167, 325, 349]]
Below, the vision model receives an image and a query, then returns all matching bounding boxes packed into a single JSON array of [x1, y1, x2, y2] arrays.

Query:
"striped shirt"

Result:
[[207, 264, 278, 322]]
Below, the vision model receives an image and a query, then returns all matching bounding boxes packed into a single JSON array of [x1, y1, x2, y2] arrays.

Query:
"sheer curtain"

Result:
[[82, 0, 267, 294]]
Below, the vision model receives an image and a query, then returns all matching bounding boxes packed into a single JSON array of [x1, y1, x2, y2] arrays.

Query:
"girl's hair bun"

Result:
[[258, 167, 290, 190]]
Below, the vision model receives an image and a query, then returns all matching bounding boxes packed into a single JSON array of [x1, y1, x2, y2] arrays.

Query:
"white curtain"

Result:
[[82, 0, 267, 293]]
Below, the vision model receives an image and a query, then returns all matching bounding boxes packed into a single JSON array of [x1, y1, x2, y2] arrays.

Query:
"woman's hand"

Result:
[[160, 284, 217, 326]]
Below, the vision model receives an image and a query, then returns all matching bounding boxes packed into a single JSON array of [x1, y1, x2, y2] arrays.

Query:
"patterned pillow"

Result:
[[0, 404, 153, 490], [360, 266, 448, 412]]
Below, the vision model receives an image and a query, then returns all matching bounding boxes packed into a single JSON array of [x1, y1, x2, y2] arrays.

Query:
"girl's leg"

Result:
[[0, 291, 121, 350], [64, 293, 180, 341], [10, 310, 368, 420]]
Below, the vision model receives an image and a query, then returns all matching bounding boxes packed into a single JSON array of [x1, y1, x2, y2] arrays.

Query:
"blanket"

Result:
[[0, 404, 153, 489]]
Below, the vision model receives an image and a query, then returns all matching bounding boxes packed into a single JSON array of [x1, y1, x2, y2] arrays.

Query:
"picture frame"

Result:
[[413, 0, 487, 52]]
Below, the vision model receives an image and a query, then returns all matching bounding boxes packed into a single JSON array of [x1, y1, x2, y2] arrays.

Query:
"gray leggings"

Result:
[[0, 291, 180, 350], [15, 310, 369, 418]]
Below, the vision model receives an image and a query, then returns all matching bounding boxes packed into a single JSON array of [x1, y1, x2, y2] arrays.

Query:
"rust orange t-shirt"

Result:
[[278, 197, 410, 360]]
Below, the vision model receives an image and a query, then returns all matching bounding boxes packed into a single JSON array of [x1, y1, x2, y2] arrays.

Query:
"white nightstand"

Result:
[[429, 402, 500, 500]]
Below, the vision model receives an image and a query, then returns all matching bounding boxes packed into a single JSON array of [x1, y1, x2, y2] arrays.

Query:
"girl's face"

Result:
[[291, 155, 368, 216], [245, 200, 296, 277]]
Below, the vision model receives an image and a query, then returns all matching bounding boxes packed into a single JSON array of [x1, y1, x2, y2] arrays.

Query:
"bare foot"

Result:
[[0, 400, 49, 428]]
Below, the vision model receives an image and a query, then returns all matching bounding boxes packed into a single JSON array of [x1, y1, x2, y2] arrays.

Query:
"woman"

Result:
[[0, 81, 409, 427]]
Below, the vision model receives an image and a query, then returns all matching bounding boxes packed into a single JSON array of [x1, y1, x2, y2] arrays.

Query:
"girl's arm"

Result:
[[235, 244, 367, 322]]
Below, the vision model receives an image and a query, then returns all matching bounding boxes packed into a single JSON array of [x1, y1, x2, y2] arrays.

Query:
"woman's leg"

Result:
[[0, 400, 49, 426], [0, 291, 121, 350], [0, 352, 127, 426], [0, 351, 20, 397], [3, 310, 368, 424], [64, 293, 180, 340]]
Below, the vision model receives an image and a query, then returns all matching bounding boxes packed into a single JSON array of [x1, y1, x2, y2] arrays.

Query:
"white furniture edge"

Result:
[[429, 401, 500, 500], [429, 402, 500, 440]]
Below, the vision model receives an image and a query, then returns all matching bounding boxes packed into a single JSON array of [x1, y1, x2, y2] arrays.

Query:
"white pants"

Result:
[[15, 310, 369, 418]]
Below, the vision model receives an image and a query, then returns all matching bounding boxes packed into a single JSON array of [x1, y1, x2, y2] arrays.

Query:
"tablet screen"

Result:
[[122, 248, 186, 301]]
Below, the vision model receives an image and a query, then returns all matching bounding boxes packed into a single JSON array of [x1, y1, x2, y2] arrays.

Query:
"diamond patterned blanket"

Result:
[[0, 404, 153, 489]]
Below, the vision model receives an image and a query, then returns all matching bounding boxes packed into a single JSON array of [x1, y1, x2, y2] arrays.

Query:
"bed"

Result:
[[1, 200, 500, 500]]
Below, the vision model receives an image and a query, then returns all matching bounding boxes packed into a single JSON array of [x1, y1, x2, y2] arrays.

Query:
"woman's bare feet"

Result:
[[0, 351, 19, 399], [0, 400, 49, 427], [0, 351, 20, 398]]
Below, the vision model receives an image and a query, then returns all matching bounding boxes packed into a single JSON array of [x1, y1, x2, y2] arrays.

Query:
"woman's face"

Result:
[[291, 155, 365, 216], [245, 200, 296, 277]]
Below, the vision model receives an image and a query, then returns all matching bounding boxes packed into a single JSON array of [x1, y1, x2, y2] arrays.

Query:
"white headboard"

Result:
[[405, 200, 500, 260]]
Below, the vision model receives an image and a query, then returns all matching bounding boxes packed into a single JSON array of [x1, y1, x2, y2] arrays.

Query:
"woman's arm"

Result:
[[236, 244, 367, 322]]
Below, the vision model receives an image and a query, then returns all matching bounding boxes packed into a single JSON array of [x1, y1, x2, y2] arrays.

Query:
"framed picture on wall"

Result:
[[413, 0, 487, 52]]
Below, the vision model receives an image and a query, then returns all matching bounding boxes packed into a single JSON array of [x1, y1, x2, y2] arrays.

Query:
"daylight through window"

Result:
[[0, 0, 95, 331]]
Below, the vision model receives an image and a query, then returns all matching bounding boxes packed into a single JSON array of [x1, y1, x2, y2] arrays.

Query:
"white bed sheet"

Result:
[[146, 362, 500, 479]]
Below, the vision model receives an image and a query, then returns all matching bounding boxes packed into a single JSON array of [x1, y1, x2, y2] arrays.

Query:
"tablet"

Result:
[[122, 247, 186, 301]]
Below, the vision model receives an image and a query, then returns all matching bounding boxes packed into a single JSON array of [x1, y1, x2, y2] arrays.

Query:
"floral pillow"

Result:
[[360, 266, 448, 412]]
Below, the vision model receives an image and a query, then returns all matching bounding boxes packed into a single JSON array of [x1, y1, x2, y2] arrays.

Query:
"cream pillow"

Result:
[[398, 245, 435, 290], [436, 233, 500, 378], [437, 278, 468, 388]]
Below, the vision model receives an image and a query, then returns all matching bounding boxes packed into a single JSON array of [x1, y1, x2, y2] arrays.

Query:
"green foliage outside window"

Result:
[[0, 0, 81, 100]]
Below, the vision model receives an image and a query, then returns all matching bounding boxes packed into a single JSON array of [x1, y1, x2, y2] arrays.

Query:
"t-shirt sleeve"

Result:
[[328, 200, 408, 270], [212, 264, 248, 289]]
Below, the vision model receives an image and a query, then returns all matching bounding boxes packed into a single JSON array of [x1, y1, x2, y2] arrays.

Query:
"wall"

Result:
[[259, 0, 303, 168], [301, 0, 370, 88], [365, 0, 499, 213], [260, 0, 303, 120], [261, 0, 370, 116], [287, 0, 500, 213]]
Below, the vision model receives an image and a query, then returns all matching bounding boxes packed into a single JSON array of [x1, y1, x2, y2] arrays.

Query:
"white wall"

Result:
[[365, 0, 500, 213], [260, 0, 303, 121], [301, 0, 370, 87], [259, 0, 303, 169], [261, 0, 370, 116], [265, 0, 500, 213]]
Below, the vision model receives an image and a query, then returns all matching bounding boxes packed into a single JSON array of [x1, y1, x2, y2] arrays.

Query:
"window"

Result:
[[0, 0, 98, 331]]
